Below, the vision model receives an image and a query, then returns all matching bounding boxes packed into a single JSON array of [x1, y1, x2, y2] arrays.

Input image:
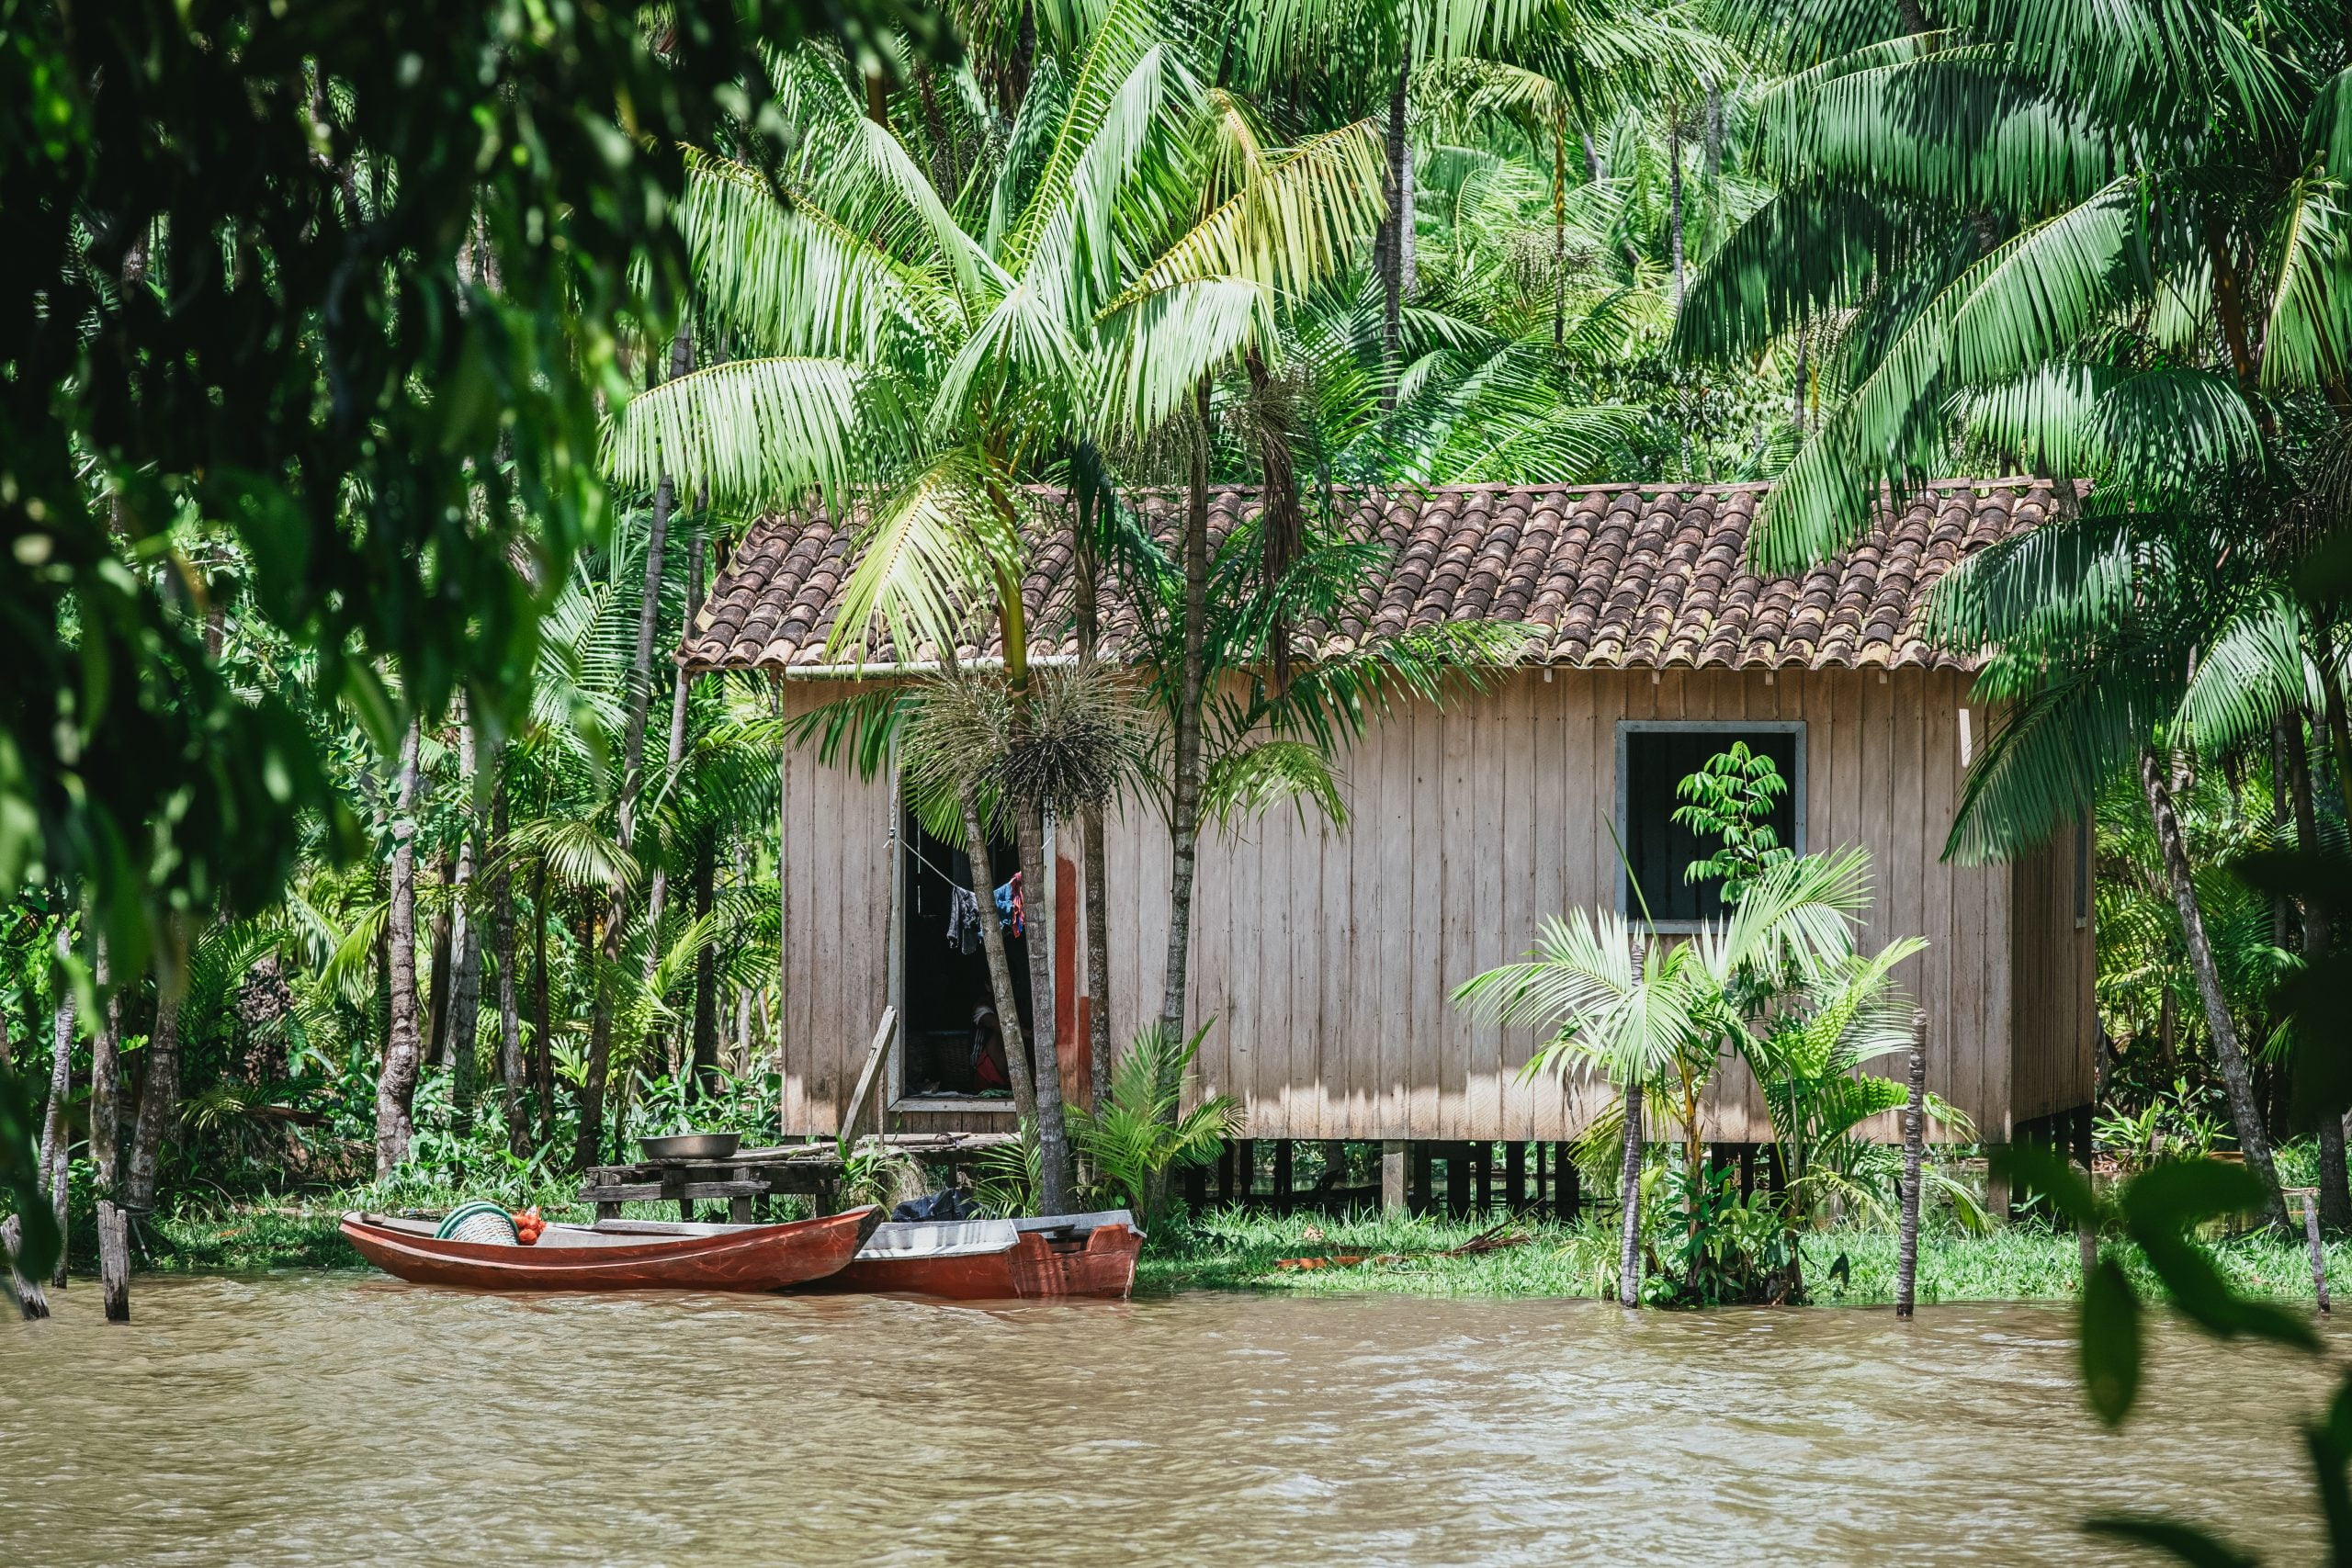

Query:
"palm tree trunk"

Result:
[[641, 536, 704, 977], [2139, 746, 2286, 1225], [1617, 1077, 1644, 1307], [492, 772, 531, 1159], [2285, 716, 2351, 1228], [1896, 1017, 1926, 1317], [1378, 39, 1413, 404], [1072, 451, 1114, 1109], [124, 920, 186, 1215], [448, 719, 483, 1139], [1667, 114, 1686, 313], [1015, 800, 1074, 1213], [40, 924, 72, 1290], [425, 851, 454, 1068], [1551, 105, 1567, 350], [690, 835, 719, 1098], [581, 322, 691, 1169], [959, 785, 1037, 1128], [1246, 349, 1302, 695], [1159, 381, 1213, 1038], [378, 721, 425, 1178]]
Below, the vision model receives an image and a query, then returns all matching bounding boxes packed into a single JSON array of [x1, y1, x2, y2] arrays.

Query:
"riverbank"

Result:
[[107, 1197, 2352, 1307]]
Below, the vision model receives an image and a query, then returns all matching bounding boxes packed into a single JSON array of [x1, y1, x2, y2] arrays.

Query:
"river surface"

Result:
[[2, 1275, 2339, 1565]]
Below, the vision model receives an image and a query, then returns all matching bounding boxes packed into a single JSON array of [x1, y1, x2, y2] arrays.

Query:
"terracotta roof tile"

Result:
[[680, 480, 2061, 673]]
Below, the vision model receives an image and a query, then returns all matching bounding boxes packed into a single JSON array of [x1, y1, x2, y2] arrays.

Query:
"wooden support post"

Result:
[[1504, 1142, 1527, 1210], [2072, 1102, 2094, 1171], [1216, 1141, 1236, 1203], [2300, 1189, 2332, 1315], [1896, 1014, 1926, 1320], [1381, 1141, 1408, 1214], [729, 1195, 754, 1224], [1555, 1145, 1579, 1222], [1412, 1143, 1433, 1215], [1444, 1145, 1470, 1218], [1183, 1163, 1207, 1212], [97, 1199, 130, 1323], [3, 1215, 48, 1320], [596, 1201, 621, 1223], [1235, 1139, 1256, 1204], [1272, 1140, 1294, 1212]]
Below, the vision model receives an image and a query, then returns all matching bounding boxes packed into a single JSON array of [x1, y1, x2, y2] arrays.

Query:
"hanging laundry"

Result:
[[993, 871, 1023, 938], [945, 886, 983, 954]]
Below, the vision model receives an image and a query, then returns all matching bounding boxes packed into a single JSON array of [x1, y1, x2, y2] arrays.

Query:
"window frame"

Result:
[[1614, 719, 1808, 933]]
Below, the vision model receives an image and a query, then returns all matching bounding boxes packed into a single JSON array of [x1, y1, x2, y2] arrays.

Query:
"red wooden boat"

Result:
[[820, 1210, 1143, 1300], [338, 1206, 880, 1292]]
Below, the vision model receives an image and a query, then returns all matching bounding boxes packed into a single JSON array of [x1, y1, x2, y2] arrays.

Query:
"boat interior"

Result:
[[352, 1209, 1137, 1254]]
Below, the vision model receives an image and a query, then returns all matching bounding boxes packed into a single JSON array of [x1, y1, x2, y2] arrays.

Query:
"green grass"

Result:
[[1140, 1206, 2352, 1306]]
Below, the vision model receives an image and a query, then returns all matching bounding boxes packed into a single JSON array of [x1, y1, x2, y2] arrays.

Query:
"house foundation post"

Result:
[[1504, 1142, 1527, 1209], [1381, 1141, 1408, 1213]]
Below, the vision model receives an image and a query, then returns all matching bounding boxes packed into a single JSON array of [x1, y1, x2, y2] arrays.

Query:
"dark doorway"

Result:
[[900, 803, 1030, 1102]]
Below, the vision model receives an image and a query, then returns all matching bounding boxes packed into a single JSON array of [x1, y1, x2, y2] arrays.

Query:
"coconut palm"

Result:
[[1454, 848, 1871, 1304], [1069, 1021, 1243, 1230]]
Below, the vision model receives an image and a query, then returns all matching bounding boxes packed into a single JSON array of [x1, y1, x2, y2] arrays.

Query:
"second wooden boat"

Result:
[[339, 1206, 880, 1292], [821, 1210, 1143, 1300]]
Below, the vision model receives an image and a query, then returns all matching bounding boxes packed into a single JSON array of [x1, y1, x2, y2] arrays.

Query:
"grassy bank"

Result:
[[123, 1196, 2352, 1310]]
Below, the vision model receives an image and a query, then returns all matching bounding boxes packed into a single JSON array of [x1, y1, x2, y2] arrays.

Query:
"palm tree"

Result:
[[1454, 850, 1871, 1305]]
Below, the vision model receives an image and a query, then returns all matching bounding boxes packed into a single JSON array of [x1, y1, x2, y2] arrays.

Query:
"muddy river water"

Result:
[[2, 1275, 2340, 1565]]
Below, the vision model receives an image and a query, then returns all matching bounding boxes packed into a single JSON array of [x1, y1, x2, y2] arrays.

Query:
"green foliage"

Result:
[[1069, 1023, 1243, 1230], [1671, 742, 1792, 901]]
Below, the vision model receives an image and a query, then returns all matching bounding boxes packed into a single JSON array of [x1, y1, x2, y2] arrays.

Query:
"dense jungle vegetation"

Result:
[[3, 0, 2350, 1352]]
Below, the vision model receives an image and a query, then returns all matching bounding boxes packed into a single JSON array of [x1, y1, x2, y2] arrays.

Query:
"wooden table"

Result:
[[580, 1134, 1018, 1223]]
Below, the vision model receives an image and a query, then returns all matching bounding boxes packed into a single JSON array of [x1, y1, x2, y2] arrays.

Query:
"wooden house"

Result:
[[682, 480, 2096, 1193]]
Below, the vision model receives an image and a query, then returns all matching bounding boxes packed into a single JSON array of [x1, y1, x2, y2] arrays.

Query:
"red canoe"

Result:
[[339, 1207, 880, 1292], [821, 1210, 1143, 1300]]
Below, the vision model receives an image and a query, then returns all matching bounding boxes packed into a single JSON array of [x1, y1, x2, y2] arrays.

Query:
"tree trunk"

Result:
[[1246, 349, 1303, 695], [1617, 1077, 1644, 1307], [2285, 716, 2352, 1228], [89, 936, 119, 1194], [1667, 114, 1686, 312], [377, 721, 425, 1179], [492, 772, 531, 1159], [531, 858, 556, 1146], [1015, 801, 1074, 1213], [581, 323, 692, 1169], [1551, 106, 1567, 349], [959, 784, 1037, 1128], [1378, 41, 1413, 403], [1159, 382, 1213, 1039], [40, 924, 72, 1290], [2139, 747, 2286, 1225], [690, 834, 719, 1099], [1896, 1017, 1926, 1318], [124, 922, 185, 1216], [448, 717, 484, 1138], [1071, 452, 1115, 1108], [425, 851, 455, 1068]]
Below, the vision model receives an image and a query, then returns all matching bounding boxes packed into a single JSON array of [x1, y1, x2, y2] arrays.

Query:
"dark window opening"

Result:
[[900, 803, 1029, 1103], [1621, 726, 1803, 926]]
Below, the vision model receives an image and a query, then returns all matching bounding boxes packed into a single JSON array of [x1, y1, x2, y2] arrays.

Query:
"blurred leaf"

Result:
[[1992, 1140, 2099, 1227], [2079, 1256, 2143, 1427], [2082, 1517, 2258, 1568]]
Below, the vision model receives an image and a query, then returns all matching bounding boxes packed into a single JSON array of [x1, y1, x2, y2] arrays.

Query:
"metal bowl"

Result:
[[639, 1132, 741, 1161]]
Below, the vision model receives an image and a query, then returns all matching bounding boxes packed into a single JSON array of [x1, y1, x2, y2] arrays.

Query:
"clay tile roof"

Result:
[[679, 480, 2061, 674]]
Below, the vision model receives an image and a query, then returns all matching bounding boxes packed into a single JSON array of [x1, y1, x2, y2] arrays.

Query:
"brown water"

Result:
[[1, 1276, 2338, 1566]]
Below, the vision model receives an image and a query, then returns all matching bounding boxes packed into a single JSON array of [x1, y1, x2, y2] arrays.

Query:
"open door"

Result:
[[899, 801, 1030, 1105]]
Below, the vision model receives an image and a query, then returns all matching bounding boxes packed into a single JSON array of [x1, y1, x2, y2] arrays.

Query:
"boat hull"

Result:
[[830, 1221, 1142, 1300], [338, 1207, 876, 1292]]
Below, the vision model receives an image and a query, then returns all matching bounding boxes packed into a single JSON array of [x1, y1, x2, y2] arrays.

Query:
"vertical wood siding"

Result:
[[771, 669, 2094, 1140]]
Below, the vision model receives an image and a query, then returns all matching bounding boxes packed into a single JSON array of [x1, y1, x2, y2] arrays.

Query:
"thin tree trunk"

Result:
[[582, 323, 691, 1169], [1015, 802, 1073, 1213], [1667, 114, 1686, 312], [959, 785, 1037, 1128], [124, 922, 185, 1216], [2139, 747, 2286, 1225], [1246, 349, 1303, 695], [1159, 381, 1212, 1037], [1617, 1077, 1644, 1308], [641, 534, 704, 977], [377, 721, 425, 1179], [40, 924, 72, 1290], [530, 858, 556, 1146], [425, 851, 455, 1068], [89, 937, 119, 1194], [690, 835, 719, 1098], [1552, 106, 1567, 349], [492, 772, 530, 1159], [1896, 1016, 1926, 1317], [1378, 41, 1413, 404], [448, 721, 484, 1141], [2285, 716, 2352, 1229], [1071, 458, 1115, 1109]]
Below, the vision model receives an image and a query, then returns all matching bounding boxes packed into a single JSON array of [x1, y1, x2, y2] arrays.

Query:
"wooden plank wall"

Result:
[[770, 667, 2095, 1141], [2008, 825, 2099, 1127]]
